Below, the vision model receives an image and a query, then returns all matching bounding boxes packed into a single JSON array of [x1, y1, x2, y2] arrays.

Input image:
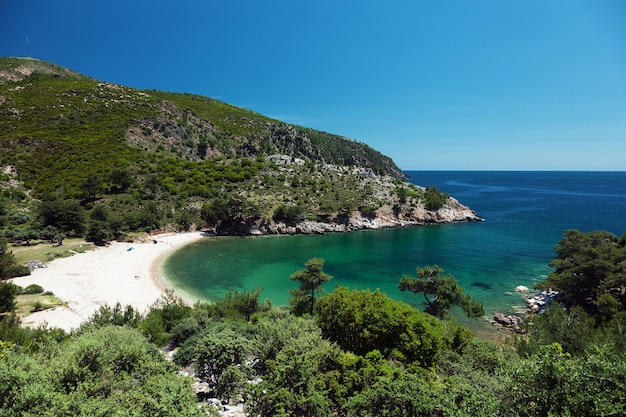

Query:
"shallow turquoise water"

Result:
[[163, 171, 626, 332]]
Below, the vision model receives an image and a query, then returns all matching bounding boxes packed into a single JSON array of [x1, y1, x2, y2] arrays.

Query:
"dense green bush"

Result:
[[245, 317, 335, 417], [538, 229, 626, 317], [0, 326, 205, 416], [0, 282, 21, 314], [423, 185, 449, 210], [344, 374, 443, 417], [78, 302, 143, 332], [273, 204, 305, 225], [0, 238, 30, 279], [22, 284, 43, 294], [213, 286, 266, 321], [194, 328, 252, 387], [0, 274, 622, 417], [9, 211, 29, 225], [504, 343, 626, 417], [315, 287, 446, 367], [139, 290, 192, 346]]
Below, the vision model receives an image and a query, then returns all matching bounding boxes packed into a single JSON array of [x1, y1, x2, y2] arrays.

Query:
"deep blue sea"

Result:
[[163, 171, 626, 334]]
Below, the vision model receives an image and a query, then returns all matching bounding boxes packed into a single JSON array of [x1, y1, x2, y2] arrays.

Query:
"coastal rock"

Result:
[[494, 312, 524, 333], [233, 199, 481, 237], [515, 285, 530, 293], [25, 260, 47, 271], [525, 289, 559, 314]]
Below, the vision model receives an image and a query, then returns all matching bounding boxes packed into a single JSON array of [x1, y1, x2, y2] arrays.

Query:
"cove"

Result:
[[163, 224, 551, 315], [163, 171, 626, 334]]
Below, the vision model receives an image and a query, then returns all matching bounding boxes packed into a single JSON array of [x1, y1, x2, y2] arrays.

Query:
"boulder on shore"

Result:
[[494, 312, 524, 333], [25, 260, 47, 271], [525, 289, 559, 314]]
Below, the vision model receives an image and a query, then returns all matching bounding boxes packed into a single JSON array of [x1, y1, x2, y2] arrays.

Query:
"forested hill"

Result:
[[0, 57, 400, 175], [0, 57, 478, 240]]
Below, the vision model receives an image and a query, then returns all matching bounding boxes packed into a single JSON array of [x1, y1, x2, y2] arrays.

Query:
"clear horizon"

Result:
[[2, 1, 625, 171], [404, 169, 626, 172]]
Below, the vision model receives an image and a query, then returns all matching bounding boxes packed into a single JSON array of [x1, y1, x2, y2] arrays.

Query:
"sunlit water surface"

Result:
[[163, 171, 626, 334]]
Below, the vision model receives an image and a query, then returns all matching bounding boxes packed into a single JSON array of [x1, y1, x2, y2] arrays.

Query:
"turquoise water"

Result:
[[163, 171, 626, 331]]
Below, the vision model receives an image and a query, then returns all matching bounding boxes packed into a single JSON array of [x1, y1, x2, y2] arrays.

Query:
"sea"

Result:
[[162, 171, 626, 335]]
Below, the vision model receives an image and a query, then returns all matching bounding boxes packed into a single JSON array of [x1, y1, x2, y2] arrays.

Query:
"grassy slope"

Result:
[[0, 57, 429, 237]]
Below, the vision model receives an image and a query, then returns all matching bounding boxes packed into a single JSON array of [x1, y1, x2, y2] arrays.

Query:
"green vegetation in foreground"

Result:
[[1, 229, 625, 416]]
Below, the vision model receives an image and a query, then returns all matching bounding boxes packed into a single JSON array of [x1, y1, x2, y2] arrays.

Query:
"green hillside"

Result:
[[0, 57, 474, 242]]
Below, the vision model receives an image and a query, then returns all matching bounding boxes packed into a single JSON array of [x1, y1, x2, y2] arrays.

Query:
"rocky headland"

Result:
[[209, 195, 481, 236]]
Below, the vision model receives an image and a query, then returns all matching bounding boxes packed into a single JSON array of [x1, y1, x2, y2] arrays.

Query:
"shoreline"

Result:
[[150, 236, 209, 306], [10, 232, 207, 332]]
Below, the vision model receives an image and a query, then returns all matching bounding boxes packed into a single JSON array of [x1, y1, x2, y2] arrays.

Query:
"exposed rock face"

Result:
[[492, 288, 560, 334], [0, 59, 84, 84], [494, 312, 524, 333], [217, 199, 481, 236], [378, 197, 481, 224], [526, 289, 559, 313]]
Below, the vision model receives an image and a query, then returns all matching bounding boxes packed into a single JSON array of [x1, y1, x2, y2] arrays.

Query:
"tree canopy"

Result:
[[315, 286, 449, 367], [289, 258, 332, 316], [398, 264, 484, 319], [1, 259, 625, 417], [0, 238, 29, 279], [213, 286, 265, 321], [539, 229, 626, 317], [0, 281, 21, 315]]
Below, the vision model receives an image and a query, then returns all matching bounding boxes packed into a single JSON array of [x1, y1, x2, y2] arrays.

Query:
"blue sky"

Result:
[[2, 1, 625, 170]]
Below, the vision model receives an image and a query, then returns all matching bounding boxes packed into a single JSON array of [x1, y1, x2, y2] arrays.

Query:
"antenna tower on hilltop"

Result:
[[26, 37, 30, 58]]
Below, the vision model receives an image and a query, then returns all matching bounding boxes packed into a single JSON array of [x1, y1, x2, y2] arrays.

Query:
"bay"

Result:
[[163, 171, 626, 333]]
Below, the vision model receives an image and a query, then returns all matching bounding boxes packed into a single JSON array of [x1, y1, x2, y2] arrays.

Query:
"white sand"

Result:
[[10, 232, 207, 332]]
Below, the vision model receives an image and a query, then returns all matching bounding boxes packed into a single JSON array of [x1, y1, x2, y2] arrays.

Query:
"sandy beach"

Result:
[[10, 232, 207, 332]]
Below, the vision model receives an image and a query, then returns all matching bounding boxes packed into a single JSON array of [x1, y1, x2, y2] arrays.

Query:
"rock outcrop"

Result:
[[494, 312, 524, 333], [526, 289, 559, 313], [218, 199, 481, 236], [493, 287, 561, 334], [25, 260, 47, 271]]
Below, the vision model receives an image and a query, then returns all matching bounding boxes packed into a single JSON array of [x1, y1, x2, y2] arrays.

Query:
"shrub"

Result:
[[22, 284, 44, 294], [0, 238, 30, 279], [0, 282, 22, 314], [358, 205, 378, 218], [194, 328, 250, 386], [213, 286, 265, 321], [423, 186, 449, 210], [169, 316, 202, 346], [139, 289, 191, 346], [80, 302, 142, 331], [273, 204, 305, 225], [9, 211, 29, 225], [0, 326, 204, 416], [315, 287, 446, 368]]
